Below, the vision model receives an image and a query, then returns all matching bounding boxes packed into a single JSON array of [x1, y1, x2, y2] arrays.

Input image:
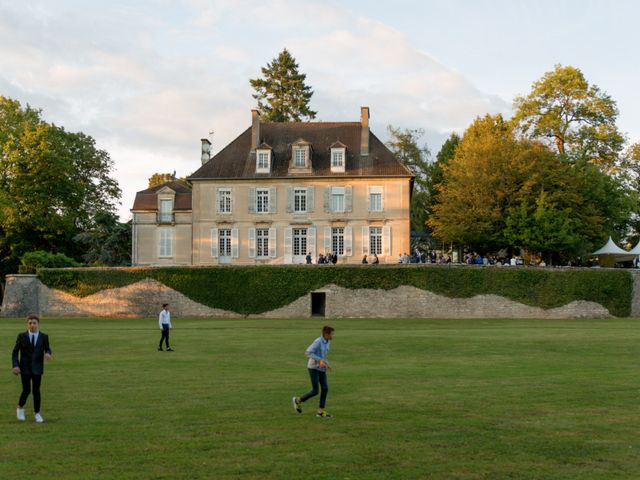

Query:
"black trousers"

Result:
[[159, 325, 170, 348], [300, 368, 329, 408], [19, 374, 42, 413]]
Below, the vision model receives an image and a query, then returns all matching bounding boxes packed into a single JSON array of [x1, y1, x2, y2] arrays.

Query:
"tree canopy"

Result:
[[385, 126, 431, 232], [513, 64, 625, 171], [428, 114, 633, 260], [249, 49, 317, 122], [0, 96, 122, 276]]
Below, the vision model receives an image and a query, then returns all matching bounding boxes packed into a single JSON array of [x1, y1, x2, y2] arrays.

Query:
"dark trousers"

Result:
[[159, 325, 170, 348], [19, 374, 42, 413], [300, 368, 329, 408]]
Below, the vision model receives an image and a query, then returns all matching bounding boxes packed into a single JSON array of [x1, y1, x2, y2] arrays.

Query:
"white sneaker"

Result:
[[34, 413, 44, 423], [17, 407, 25, 421]]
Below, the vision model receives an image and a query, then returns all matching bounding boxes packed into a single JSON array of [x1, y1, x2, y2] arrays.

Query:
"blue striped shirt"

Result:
[[305, 336, 330, 371]]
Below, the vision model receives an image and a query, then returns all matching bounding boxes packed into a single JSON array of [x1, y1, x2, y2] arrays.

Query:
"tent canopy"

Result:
[[591, 236, 637, 266]]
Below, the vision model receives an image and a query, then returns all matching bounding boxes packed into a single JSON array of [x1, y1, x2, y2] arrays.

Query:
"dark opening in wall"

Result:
[[311, 292, 326, 317]]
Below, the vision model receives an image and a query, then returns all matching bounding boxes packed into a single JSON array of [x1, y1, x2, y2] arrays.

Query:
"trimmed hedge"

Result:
[[36, 265, 634, 317]]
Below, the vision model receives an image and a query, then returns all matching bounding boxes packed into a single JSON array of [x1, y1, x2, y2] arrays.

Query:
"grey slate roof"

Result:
[[188, 122, 414, 180]]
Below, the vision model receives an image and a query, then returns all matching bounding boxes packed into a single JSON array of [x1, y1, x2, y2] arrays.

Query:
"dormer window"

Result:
[[256, 147, 271, 174], [294, 148, 306, 167], [330, 141, 346, 173], [289, 139, 312, 172]]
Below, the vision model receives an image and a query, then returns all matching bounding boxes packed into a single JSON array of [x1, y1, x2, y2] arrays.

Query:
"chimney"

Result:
[[251, 109, 260, 151], [360, 106, 370, 156], [200, 138, 211, 165]]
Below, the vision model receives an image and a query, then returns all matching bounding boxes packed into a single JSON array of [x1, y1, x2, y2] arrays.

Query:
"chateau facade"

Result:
[[131, 107, 414, 265]]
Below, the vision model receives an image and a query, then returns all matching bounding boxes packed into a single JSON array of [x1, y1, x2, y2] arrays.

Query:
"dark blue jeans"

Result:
[[159, 325, 170, 349], [300, 368, 328, 408]]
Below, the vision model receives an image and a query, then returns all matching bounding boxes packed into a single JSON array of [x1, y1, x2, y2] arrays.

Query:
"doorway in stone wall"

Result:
[[311, 292, 326, 317]]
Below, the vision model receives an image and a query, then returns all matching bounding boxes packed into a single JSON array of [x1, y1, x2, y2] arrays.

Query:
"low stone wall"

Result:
[[1, 274, 631, 319]]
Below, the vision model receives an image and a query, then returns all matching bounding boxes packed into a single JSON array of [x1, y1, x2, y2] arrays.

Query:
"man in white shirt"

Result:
[[158, 304, 173, 352]]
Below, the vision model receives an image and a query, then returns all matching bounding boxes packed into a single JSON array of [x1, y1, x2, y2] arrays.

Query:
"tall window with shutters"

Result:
[[369, 227, 382, 255], [256, 228, 269, 258], [294, 188, 307, 213], [256, 189, 269, 213], [293, 228, 308, 256], [331, 227, 344, 255], [218, 229, 232, 257]]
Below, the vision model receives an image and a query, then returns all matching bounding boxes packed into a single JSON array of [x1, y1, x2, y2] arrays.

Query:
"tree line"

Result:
[[2, 49, 639, 284]]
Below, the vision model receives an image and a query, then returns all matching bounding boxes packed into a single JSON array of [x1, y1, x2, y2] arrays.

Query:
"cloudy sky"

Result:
[[1, 0, 639, 219]]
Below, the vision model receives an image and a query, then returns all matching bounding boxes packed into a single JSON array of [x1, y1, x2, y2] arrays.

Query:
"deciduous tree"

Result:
[[513, 64, 625, 170], [385, 126, 431, 232], [0, 96, 121, 276]]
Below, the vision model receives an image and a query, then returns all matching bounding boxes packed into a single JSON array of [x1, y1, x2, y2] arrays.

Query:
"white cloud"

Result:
[[1, 0, 509, 219]]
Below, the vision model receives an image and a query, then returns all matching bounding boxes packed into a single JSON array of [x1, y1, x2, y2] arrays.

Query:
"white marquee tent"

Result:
[[591, 236, 637, 267]]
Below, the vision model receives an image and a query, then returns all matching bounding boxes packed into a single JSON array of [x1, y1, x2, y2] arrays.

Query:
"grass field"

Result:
[[0, 317, 638, 479]]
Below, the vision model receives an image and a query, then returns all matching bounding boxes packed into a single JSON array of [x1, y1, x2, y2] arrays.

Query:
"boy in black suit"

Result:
[[12, 315, 52, 423]]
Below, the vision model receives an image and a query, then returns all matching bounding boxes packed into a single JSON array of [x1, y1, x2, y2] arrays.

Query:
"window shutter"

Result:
[[307, 227, 316, 257], [383, 226, 391, 256], [367, 186, 371, 212], [284, 227, 293, 263], [229, 187, 234, 213], [307, 186, 314, 213], [345, 185, 353, 212], [248, 188, 256, 214], [231, 228, 239, 258], [269, 227, 277, 258], [324, 187, 331, 212], [345, 227, 353, 256], [381, 185, 384, 212], [269, 187, 277, 214], [248, 228, 256, 258], [216, 189, 221, 213], [362, 226, 369, 255], [286, 186, 293, 213], [211, 228, 219, 258], [324, 226, 332, 253]]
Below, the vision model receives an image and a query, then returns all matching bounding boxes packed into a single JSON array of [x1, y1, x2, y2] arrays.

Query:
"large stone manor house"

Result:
[[131, 107, 414, 265]]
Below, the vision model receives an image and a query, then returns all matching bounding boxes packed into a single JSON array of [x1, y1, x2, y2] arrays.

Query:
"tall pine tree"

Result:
[[250, 49, 317, 122]]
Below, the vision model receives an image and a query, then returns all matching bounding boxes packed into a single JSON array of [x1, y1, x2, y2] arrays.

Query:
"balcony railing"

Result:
[[156, 212, 175, 224]]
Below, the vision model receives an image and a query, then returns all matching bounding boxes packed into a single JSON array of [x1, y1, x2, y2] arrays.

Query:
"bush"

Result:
[[36, 265, 634, 317], [21, 251, 80, 270]]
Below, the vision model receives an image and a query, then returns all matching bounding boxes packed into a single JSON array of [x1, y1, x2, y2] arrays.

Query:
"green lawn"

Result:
[[0, 317, 638, 479]]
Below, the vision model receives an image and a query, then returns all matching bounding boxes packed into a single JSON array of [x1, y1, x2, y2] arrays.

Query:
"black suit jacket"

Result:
[[12, 331, 52, 375]]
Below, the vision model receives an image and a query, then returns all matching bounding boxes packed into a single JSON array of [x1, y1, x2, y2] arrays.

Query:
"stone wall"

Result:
[[1, 274, 629, 319]]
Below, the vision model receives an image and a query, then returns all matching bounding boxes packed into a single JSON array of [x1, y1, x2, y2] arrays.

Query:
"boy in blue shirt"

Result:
[[292, 326, 334, 418]]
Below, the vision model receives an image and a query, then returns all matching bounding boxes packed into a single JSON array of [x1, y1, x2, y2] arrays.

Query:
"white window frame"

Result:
[[369, 186, 383, 212], [294, 148, 306, 167], [256, 188, 270, 213], [256, 228, 270, 258], [294, 188, 307, 213], [369, 227, 382, 256], [331, 186, 345, 213], [331, 148, 346, 173], [158, 227, 173, 258], [218, 228, 232, 257], [218, 188, 232, 214], [292, 228, 308, 257], [331, 227, 344, 255], [256, 149, 271, 173], [159, 199, 173, 223]]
